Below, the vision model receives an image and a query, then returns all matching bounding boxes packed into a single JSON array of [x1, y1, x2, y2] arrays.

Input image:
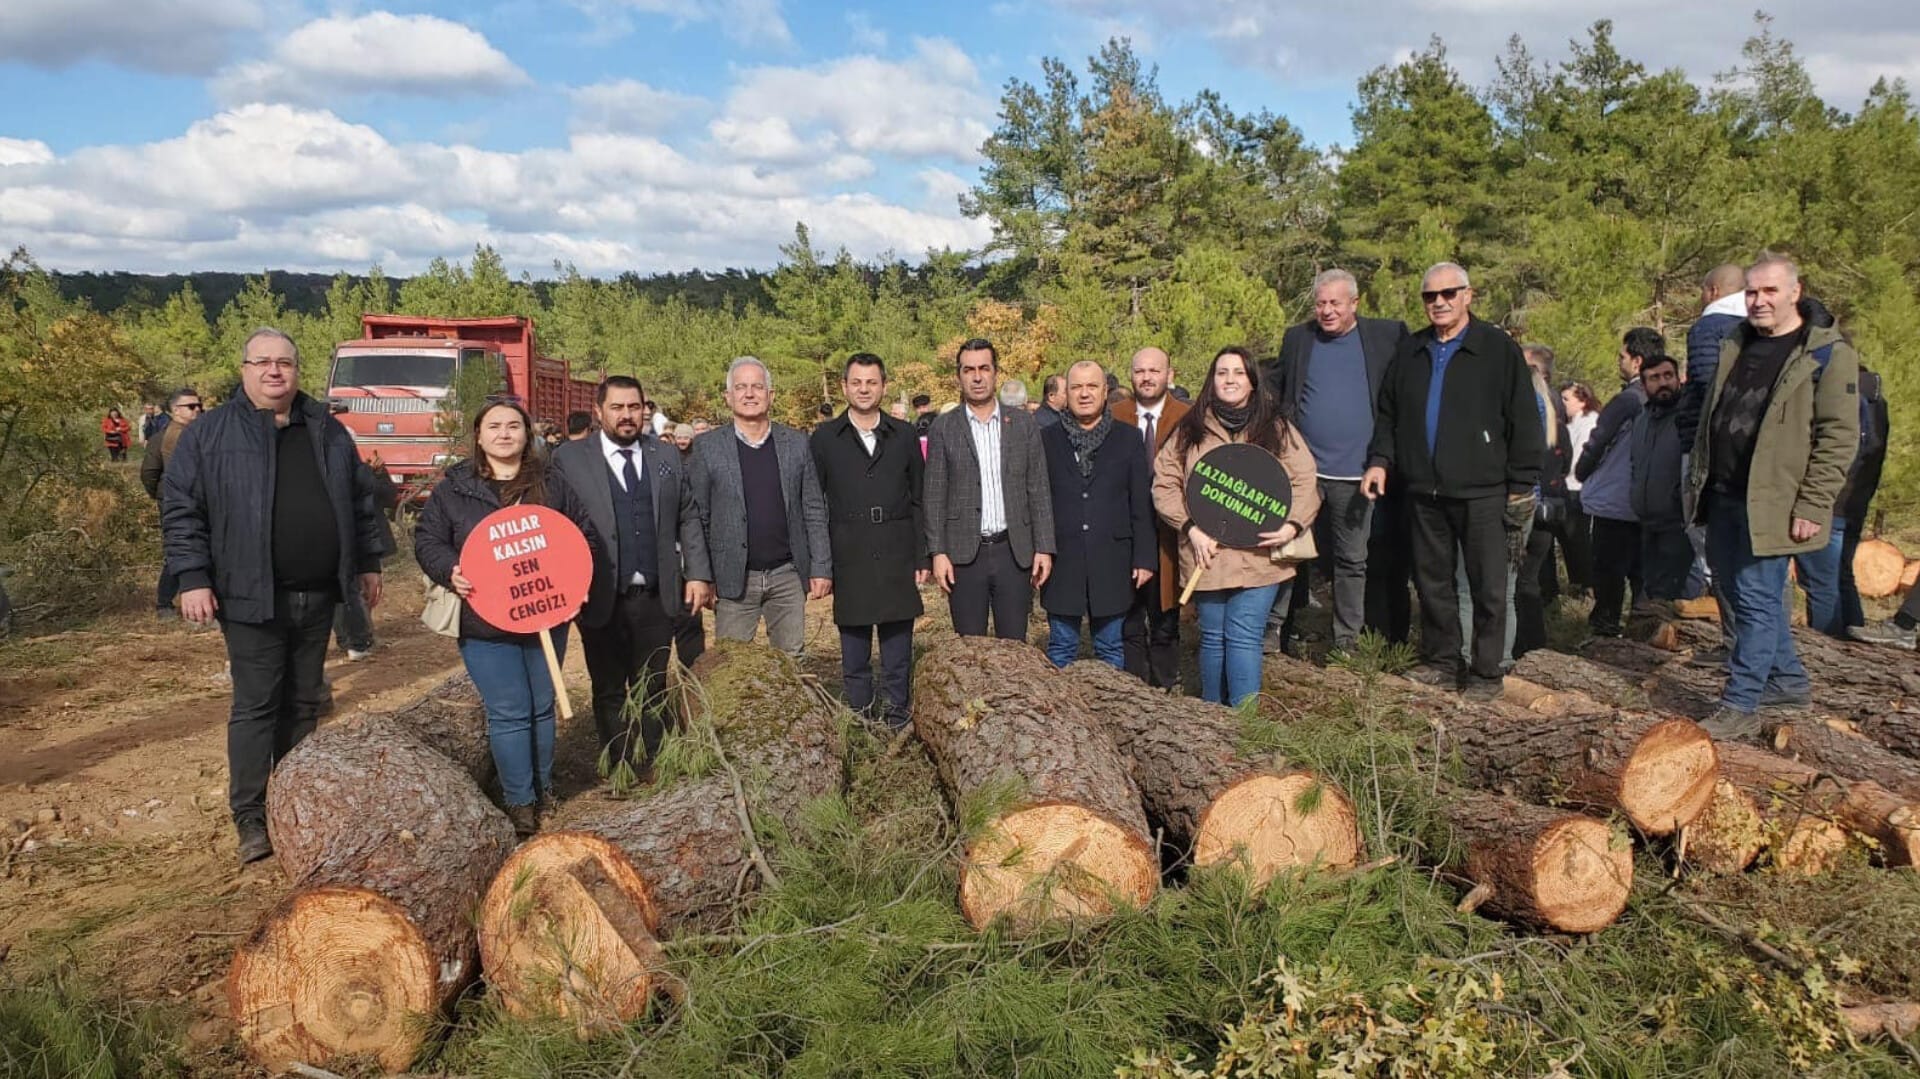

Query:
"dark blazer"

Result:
[[1367, 317, 1545, 500], [810, 411, 926, 627], [686, 422, 833, 601], [412, 461, 604, 642], [1110, 395, 1190, 608], [1264, 316, 1410, 420], [1040, 420, 1156, 619], [160, 390, 391, 625], [923, 403, 1055, 569], [550, 432, 708, 629]]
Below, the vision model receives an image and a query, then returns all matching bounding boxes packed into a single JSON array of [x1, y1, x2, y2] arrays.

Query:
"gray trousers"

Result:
[[714, 564, 808, 656], [1268, 479, 1373, 650]]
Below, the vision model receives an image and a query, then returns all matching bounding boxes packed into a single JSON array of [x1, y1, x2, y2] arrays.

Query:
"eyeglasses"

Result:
[[242, 358, 296, 371], [1421, 287, 1466, 304], [177, 402, 203, 411]]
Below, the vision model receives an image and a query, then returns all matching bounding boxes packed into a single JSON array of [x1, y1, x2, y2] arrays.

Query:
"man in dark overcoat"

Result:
[[811, 353, 928, 728], [1039, 360, 1155, 669]]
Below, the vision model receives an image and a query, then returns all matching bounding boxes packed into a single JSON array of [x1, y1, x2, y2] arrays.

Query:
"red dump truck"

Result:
[[325, 315, 598, 498]]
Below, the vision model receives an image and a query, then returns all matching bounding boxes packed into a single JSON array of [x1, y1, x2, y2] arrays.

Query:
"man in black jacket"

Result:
[[161, 329, 391, 864], [1627, 354, 1691, 604], [1264, 268, 1410, 656], [1362, 263, 1544, 699], [812, 353, 927, 729]]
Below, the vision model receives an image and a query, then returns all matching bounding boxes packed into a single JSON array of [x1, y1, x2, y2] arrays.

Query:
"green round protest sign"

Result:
[[1184, 443, 1294, 548]]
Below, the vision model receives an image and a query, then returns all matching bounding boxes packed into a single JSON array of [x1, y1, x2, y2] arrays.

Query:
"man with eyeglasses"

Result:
[[140, 387, 202, 621], [1362, 263, 1544, 701], [161, 328, 392, 865]]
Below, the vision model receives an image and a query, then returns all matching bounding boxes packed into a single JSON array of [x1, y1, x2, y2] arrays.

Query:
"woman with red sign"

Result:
[[1152, 347, 1320, 707], [414, 401, 601, 837]]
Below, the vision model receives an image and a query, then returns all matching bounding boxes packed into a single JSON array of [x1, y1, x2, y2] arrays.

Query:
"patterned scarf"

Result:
[[1212, 400, 1253, 434], [1064, 413, 1113, 478]]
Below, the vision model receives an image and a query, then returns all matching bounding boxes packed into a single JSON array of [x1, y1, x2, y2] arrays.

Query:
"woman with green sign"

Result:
[[1153, 347, 1320, 707]]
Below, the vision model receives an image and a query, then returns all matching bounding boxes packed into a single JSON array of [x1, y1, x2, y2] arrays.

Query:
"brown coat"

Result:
[[1112, 395, 1190, 607], [1152, 413, 1321, 594]]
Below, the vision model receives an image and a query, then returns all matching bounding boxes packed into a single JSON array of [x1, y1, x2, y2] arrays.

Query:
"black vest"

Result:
[[608, 445, 659, 587]]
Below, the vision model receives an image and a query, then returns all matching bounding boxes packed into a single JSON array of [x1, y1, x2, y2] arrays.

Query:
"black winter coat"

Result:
[[810, 411, 926, 627], [413, 460, 604, 643], [1367, 317, 1544, 500], [1040, 420, 1156, 619], [161, 391, 391, 624]]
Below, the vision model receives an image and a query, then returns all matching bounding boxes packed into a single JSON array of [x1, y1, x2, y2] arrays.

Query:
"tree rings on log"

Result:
[[1190, 773, 1361, 881], [916, 639, 1157, 930], [475, 831, 665, 1026], [1443, 787, 1632, 934], [1853, 538, 1907, 599]]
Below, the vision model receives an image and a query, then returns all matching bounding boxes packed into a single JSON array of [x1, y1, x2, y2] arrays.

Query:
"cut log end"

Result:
[[1681, 779, 1764, 875], [1769, 813, 1850, 876], [1525, 817, 1635, 935], [228, 887, 439, 1074], [959, 804, 1158, 931], [1854, 538, 1907, 599], [1617, 718, 1719, 834], [476, 831, 665, 1025], [1192, 773, 1362, 885]]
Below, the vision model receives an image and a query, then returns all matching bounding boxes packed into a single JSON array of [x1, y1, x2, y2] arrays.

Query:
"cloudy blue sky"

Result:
[[2, 0, 1916, 276]]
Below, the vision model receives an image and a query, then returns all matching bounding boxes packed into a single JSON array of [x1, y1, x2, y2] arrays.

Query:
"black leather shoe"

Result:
[[237, 818, 274, 865]]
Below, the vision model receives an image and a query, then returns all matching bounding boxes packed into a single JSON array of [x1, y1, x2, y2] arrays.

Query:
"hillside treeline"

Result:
[[8, 15, 1920, 544]]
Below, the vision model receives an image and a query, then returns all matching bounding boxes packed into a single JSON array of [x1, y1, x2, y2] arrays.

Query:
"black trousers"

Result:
[[841, 620, 914, 728], [949, 536, 1032, 640], [1514, 523, 1557, 658], [673, 607, 706, 669], [1559, 493, 1593, 591], [332, 590, 375, 652], [1639, 524, 1694, 602], [1365, 490, 1414, 645], [1122, 578, 1180, 688], [580, 585, 675, 769], [223, 588, 335, 824], [1409, 494, 1510, 682], [1589, 516, 1643, 634]]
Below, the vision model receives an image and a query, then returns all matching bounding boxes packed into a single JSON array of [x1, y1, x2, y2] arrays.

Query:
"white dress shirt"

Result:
[[967, 406, 1007, 535]]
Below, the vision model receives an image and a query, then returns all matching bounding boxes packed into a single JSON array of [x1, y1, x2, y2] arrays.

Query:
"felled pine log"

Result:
[[1440, 785, 1633, 934], [1716, 743, 1920, 868], [229, 681, 515, 1074], [914, 638, 1158, 931], [1062, 660, 1361, 885], [1771, 717, 1920, 800], [1679, 779, 1766, 875], [476, 643, 844, 1028], [1434, 701, 1717, 837]]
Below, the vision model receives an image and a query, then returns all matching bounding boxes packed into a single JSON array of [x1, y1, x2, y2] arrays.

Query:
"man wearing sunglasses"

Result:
[[141, 387, 203, 621], [1362, 263, 1545, 700], [161, 329, 393, 865]]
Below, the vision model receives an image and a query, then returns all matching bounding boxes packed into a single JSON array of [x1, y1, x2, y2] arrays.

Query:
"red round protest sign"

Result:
[[458, 505, 592, 634]]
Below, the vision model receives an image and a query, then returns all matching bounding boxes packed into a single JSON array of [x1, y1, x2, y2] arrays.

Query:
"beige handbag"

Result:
[[1270, 525, 1318, 565], [421, 576, 462, 638]]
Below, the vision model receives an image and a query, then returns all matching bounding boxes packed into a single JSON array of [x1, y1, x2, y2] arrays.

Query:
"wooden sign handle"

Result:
[[1178, 563, 1206, 606], [538, 627, 573, 720]]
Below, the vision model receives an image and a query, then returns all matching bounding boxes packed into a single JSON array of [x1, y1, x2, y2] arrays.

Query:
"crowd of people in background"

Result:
[[150, 249, 1911, 861]]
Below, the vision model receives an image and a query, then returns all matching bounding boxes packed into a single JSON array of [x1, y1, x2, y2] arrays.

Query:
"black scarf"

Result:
[[1064, 413, 1113, 479], [1211, 400, 1253, 434]]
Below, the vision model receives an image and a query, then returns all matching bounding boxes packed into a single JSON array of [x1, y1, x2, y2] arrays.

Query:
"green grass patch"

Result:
[[0, 965, 184, 1079]]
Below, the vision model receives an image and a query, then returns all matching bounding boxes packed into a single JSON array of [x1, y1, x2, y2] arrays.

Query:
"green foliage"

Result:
[[0, 965, 184, 1079]]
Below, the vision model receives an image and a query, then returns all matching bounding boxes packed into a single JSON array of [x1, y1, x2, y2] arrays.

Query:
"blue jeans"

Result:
[[1792, 519, 1847, 638], [1046, 613, 1125, 670], [1705, 494, 1808, 712], [458, 628, 568, 808], [1196, 583, 1283, 707]]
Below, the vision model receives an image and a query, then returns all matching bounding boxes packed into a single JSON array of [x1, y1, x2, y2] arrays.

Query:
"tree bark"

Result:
[[1435, 705, 1718, 836], [914, 638, 1157, 931], [230, 714, 515, 1074], [1062, 660, 1361, 885], [475, 642, 844, 1027], [376, 673, 492, 787], [1509, 652, 1652, 712], [1770, 718, 1920, 800], [1439, 786, 1632, 934], [1716, 743, 1920, 868], [1855, 712, 1920, 761]]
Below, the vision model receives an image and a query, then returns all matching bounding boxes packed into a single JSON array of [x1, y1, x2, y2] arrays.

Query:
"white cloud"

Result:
[[213, 12, 528, 106], [576, 0, 793, 48], [846, 11, 888, 51], [715, 37, 995, 163], [0, 103, 991, 275], [0, 0, 260, 75], [568, 79, 709, 134]]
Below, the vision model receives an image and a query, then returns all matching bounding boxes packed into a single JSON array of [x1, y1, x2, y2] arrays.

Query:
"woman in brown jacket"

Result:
[[1153, 347, 1320, 706]]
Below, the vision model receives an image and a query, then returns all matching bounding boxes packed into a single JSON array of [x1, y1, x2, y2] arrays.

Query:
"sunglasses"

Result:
[[1421, 287, 1466, 304], [178, 402, 203, 411]]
